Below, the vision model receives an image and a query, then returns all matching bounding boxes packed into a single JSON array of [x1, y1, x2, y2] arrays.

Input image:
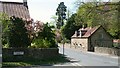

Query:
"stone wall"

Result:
[[95, 47, 120, 56], [90, 27, 113, 48], [3, 48, 59, 61], [71, 38, 88, 51]]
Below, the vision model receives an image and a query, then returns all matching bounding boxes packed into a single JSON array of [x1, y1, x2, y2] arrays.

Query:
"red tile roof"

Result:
[[82, 26, 100, 37], [113, 39, 120, 43], [0, 1, 30, 19], [72, 25, 101, 38]]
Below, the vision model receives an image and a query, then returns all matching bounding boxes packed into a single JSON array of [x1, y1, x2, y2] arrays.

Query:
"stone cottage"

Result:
[[0, 0, 30, 19], [71, 25, 113, 52], [0, 0, 30, 55]]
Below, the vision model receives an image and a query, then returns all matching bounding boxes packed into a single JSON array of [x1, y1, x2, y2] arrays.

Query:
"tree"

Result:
[[75, 2, 120, 39], [61, 13, 82, 40], [25, 19, 44, 42], [50, 15, 57, 27], [32, 23, 57, 48], [8, 16, 31, 48], [56, 2, 67, 29]]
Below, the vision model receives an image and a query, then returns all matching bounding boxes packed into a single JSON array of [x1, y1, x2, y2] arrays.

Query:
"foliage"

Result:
[[0, 13, 10, 46], [32, 23, 57, 48], [75, 2, 120, 39], [56, 2, 67, 29], [50, 15, 57, 27], [55, 29, 62, 43], [7, 16, 31, 48], [61, 13, 82, 40], [113, 43, 120, 48], [31, 39, 51, 48], [3, 43, 9, 48], [25, 19, 44, 42]]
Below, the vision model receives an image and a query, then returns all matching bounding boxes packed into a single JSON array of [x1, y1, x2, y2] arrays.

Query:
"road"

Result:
[[56, 45, 119, 66], [6, 45, 119, 68]]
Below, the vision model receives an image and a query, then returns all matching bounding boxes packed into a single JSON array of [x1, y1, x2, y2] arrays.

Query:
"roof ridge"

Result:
[[0, 1, 23, 4]]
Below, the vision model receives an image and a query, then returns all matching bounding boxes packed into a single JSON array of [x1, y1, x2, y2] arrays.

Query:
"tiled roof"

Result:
[[0, 1, 30, 19], [72, 25, 101, 38], [82, 26, 100, 37], [113, 39, 120, 43]]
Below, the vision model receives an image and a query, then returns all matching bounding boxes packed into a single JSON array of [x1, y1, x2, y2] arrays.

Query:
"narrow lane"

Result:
[[59, 46, 118, 66]]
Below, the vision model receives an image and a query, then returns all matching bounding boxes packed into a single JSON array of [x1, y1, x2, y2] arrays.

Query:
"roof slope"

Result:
[[72, 25, 101, 38], [0, 1, 30, 19]]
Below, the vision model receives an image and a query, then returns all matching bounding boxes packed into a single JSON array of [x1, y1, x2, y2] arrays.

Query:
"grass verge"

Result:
[[2, 54, 70, 67]]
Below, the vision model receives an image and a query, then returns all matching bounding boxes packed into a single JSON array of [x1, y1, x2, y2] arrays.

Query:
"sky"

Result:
[[0, 0, 77, 23], [0, 0, 119, 23]]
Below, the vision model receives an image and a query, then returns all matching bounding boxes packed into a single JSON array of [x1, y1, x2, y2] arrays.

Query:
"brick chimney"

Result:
[[23, 0, 28, 9]]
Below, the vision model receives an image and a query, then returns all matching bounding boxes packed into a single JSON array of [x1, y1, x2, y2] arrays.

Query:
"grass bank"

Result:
[[2, 54, 70, 67]]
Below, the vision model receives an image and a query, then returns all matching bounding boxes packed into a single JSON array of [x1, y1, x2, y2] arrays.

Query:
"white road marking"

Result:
[[71, 63, 82, 66]]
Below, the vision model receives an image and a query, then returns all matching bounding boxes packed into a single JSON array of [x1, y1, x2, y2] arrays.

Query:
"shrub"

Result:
[[7, 16, 31, 48], [32, 23, 58, 48]]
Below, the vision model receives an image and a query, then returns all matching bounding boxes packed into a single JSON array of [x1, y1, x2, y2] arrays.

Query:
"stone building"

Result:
[[71, 25, 113, 52], [0, 0, 30, 63], [0, 0, 30, 19]]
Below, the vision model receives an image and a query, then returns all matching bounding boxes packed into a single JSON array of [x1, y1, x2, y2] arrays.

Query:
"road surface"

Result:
[[56, 45, 119, 66]]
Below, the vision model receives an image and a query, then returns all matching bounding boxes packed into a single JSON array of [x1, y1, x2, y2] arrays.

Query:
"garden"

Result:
[[1, 16, 70, 67]]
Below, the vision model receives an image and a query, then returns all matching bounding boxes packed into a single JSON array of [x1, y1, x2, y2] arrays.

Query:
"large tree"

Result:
[[56, 2, 67, 29], [8, 16, 31, 48], [61, 13, 82, 40], [75, 2, 120, 39]]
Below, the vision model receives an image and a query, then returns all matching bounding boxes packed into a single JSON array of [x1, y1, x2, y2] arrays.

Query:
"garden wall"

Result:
[[95, 47, 120, 56], [2, 48, 59, 61]]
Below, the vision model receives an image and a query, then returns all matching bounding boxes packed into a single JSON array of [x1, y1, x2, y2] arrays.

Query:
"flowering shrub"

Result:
[[32, 23, 58, 48], [25, 19, 44, 41]]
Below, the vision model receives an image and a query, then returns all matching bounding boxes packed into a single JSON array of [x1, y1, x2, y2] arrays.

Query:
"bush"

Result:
[[3, 43, 9, 48], [7, 16, 31, 48], [32, 23, 58, 48], [113, 43, 120, 48], [33, 39, 50, 48]]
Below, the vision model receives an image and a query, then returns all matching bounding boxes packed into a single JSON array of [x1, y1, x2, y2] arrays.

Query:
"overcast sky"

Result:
[[0, 0, 76, 23]]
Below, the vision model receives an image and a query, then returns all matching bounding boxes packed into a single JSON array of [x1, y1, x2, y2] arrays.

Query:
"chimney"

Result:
[[23, 0, 28, 9], [76, 30, 80, 37]]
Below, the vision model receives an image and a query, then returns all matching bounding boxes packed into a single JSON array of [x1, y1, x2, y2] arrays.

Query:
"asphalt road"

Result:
[[5, 46, 119, 68], [58, 45, 119, 66]]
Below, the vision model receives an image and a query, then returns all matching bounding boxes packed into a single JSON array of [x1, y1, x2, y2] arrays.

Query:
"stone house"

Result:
[[0, 0, 30, 54], [0, 0, 30, 19], [71, 25, 113, 52]]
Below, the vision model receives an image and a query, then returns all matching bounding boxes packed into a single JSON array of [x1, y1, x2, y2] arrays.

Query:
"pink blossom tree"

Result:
[[25, 18, 44, 41]]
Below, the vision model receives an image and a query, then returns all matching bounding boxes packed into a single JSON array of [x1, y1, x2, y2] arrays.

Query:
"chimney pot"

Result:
[[23, 0, 28, 9]]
